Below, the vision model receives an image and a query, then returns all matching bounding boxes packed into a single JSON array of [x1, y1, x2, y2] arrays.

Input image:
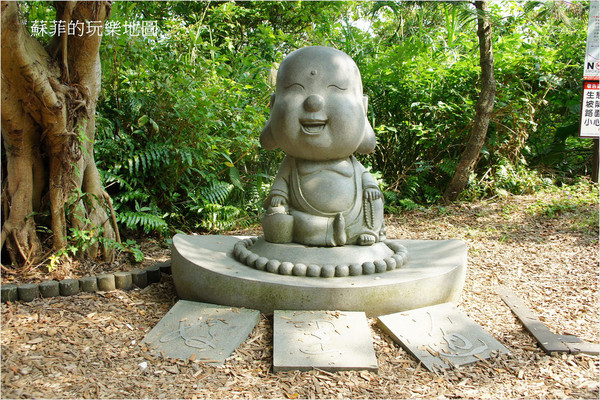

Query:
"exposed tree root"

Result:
[[1, 1, 115, 268]]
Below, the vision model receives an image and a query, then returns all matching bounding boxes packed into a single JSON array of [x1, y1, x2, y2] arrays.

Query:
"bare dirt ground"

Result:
[[1, 186, 599, 399]]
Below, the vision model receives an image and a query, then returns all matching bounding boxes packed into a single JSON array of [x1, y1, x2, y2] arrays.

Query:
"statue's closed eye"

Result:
[[285, 83, 305, 90], [328, 84, 347, 91]]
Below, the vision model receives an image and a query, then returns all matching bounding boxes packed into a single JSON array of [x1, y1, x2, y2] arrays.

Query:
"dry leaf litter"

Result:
[[1, 190, 598, 399]]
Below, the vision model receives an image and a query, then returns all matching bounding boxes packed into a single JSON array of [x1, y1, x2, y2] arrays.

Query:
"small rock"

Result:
[[138, 361, 148, 372], [131, 268, 148, 288], [39, 280, 60, 298], [156, 260, 171, 275], [164, 365, 179, 374]]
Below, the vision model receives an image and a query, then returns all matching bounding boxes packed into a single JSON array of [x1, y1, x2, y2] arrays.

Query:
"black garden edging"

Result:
[[0, 260, 172, 303]]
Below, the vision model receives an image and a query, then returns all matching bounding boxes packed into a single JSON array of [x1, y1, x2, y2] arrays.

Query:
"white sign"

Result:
[[582, 2, 600, 138], [581, 81, 600, 138], [584, 1, 599, 80]]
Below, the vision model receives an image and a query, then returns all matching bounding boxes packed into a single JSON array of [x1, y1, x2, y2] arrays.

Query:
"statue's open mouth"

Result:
[[300, 119, 327, 135]]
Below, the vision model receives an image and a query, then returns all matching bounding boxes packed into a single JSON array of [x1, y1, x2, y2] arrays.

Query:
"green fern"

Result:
[[117, 189, 150, 204], [101, 169, 132, 191], [201, 203, 241, 231], [199, 180, 233, 205], [118, 209, 168, 234], [383, 190, 399, 205], [176, 148, 194, 167], [398, 198, 419, 211], [423, 184, 442, 204], [402, 176, 421, 197], [438, 158, 458, 177], [119, 146, 172, 176], [127, 93, 144, 116]]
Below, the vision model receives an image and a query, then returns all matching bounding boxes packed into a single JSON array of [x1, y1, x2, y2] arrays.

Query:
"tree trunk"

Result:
[[442, 1, 496, 203], [1, 1, 118, 268]]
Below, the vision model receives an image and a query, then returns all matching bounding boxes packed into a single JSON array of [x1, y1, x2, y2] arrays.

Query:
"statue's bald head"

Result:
[[276, 46, 363, 98], [261, 46, 376, 159]]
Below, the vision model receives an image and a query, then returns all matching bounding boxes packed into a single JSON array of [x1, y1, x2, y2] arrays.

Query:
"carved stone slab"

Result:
[[377, 303, 509, 372], [273, 310, 378, 372], [496, 286, 599, 355], [141, 300, 260, 365]]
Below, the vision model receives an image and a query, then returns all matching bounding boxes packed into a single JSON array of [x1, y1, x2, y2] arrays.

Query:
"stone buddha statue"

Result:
[[260, 46, 385, 247], [172, 47, 463, 309]]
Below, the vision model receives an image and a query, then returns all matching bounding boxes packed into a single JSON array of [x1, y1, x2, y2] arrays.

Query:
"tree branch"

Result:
[[442, 0, 496, 203]]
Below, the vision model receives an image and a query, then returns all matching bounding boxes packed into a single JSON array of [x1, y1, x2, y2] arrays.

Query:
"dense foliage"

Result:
[[354, 1, 592, 207], [19, 1, 594, 240], [95, 2, 356, 235], [95, 1, 594, 235]]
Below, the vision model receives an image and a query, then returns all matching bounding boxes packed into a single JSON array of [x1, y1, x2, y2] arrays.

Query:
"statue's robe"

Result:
[[264, 156, 384, 246]]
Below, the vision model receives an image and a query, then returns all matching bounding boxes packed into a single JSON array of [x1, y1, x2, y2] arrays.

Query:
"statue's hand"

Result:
[[270, 195, 287, 208], [364, 188, 381, 202]]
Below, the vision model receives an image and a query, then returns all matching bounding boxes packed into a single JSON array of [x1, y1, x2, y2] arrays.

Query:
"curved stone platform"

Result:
[[171, 234, 467, 316]]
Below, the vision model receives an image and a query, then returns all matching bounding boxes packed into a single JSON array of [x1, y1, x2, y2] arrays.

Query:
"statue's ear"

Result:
[[260, 94, 277, 150], [356, 95, 376, 154], [260, 120, 277, 150], [269, 93, 276, 109], [356, 122, 376, 154]]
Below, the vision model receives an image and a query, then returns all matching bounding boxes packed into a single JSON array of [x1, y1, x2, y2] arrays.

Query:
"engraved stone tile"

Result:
[[273, 310, 378, 372], [141, 300, 260, 365], [377, 303, 509, 372]]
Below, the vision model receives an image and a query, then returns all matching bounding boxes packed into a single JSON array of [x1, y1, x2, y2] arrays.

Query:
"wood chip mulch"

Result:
[[1, 189, 598, 399]]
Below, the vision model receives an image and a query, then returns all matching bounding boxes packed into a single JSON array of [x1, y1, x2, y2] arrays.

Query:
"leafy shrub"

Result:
[[96, 4, 282, 235], [358, 1, 592, 205], [94, 2, 363, 235], [92, 1, 595, 239], [462, 157, 553, 200]]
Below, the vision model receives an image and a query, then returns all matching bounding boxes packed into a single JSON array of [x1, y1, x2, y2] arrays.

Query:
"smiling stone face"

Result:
[[262, 47, 373, 160]]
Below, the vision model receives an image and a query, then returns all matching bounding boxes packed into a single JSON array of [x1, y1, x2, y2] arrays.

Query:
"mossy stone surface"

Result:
[[1, 285, 18, 303], [131, 269, 148, 288], [97, 274, 116, 291], [39, 280, 60, 298], [80, 276, 98, 292], [60, 279, 80, 296], [114, 271, 132, 290], [18, 283, 38, 302]]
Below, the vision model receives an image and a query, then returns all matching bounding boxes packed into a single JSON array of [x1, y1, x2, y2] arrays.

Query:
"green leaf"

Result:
[[137, 115, 149, 127], [229, 166, 243, 190], [150, 119, 159, 133]]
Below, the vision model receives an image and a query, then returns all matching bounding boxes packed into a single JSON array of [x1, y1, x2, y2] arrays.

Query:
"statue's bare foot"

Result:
[[358, 233, 376, 246], [334, 213, 346, 246]]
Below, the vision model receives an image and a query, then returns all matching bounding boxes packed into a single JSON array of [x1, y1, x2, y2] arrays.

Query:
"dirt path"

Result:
[[2, 188, 598, 399]]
